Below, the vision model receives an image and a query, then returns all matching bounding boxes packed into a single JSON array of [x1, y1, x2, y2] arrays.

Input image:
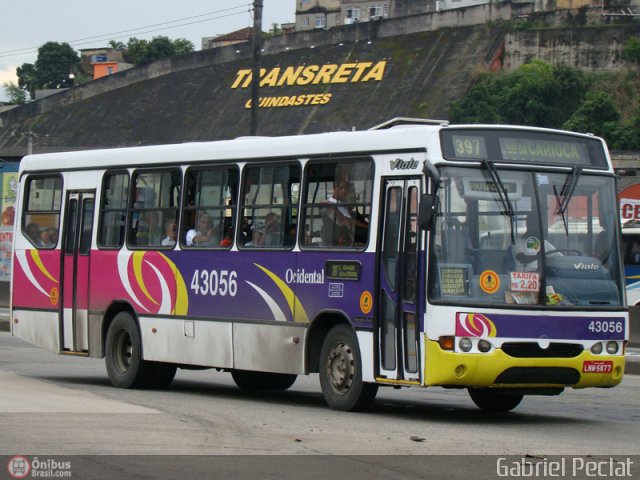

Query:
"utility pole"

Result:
[[11, 129, 43, 155], [250, 0, 263, 135]]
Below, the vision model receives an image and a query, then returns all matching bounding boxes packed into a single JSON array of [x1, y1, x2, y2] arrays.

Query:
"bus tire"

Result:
[[148, 362, 177, 389], [319, 324, 378, 411], [105, 312, 155, 389], [231, 370, 297, 391], [468, 388, 523, 412]]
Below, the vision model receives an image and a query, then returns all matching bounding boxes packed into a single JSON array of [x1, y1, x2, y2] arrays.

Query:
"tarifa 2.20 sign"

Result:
[[230, 61, 387, 108]]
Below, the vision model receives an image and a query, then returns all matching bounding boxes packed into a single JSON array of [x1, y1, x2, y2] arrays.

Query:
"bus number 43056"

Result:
[[587, 320, 623, 334], [191, 269, 238, 296]]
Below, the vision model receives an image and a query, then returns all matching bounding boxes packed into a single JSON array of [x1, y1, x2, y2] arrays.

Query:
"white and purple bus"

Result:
[[11, 119, 628, 412]]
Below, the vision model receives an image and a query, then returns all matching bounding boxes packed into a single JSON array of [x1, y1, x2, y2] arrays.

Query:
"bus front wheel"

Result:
[[319, 324, 378, 411], [105, 312, 159, 389], [468, 388, 523, 412]]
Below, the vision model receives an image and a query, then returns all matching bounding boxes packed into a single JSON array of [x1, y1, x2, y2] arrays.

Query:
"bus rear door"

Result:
[[61, 191, 95, 353], [377, 178, 421, 382]]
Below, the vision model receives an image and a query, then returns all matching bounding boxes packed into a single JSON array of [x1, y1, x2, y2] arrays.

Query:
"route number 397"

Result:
[[190, 269, 238, 296]]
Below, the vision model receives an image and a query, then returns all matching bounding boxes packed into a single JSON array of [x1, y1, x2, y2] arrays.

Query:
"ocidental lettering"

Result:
[[286, 268, 325, 284]]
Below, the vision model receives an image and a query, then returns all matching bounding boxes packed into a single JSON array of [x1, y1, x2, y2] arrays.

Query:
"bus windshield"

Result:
[[430, 166, 623, 307]]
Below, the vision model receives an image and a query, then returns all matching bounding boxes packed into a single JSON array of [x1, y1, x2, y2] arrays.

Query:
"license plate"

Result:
[[582, 360, 613, 374]]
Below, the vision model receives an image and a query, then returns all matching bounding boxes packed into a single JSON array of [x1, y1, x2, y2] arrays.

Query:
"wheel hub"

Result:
[[326, 341, 355, 394], [113, 330, 133, 373]]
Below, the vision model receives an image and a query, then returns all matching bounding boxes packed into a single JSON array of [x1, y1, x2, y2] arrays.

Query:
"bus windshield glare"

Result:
[[429, 166, 623, 307]]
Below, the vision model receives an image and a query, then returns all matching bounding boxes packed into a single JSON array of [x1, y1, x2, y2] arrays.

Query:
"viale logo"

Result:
[[573, 262, 600, 270], [390, 158, 419, 170]]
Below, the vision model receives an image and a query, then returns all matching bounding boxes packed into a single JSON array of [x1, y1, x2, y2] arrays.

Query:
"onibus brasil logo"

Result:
[[7, 456, 72, 478]]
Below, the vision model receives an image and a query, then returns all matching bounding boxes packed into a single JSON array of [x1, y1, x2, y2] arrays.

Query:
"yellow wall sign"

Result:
[[360, 291, 373, 315], [479, 270, 500, 295], [231, 61, 387, 109]]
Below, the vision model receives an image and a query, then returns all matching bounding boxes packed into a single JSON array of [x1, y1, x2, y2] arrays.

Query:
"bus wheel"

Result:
[[468, 388, 523, 412], [231, 370, 297, 390], [148, 362, 177, 389], [105, 312, 155, 388], [319, 324, 378, 411]]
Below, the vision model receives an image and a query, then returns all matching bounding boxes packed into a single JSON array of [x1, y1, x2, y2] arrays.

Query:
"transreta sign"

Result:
[[619, 184, 640, 221]]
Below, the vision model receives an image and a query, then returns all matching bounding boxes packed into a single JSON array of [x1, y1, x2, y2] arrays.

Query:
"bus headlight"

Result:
[[606, 341, 619, 355], [459, 338, 472, 352], [590, 342, 603, 354], [477, 339, 492, 352]]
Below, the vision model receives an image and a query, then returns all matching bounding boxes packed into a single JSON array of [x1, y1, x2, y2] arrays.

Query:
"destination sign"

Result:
[[441, 129, 608, 169], [325, 260, 361, 281]]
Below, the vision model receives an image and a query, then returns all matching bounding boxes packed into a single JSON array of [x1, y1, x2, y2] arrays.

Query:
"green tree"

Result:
[[16, 63, 38, 99], [1, 81, 27, 105], [123, 37, 149, 65], [34, 42, 80, 89], [623, 37, 640, 63], [450, 60, 589, 128], [122, 36, 194, 65], [172, 38, 195, 56], [142, 36, 176, 64], [108, 40, 126, 51], [562, 91, 620, 136]]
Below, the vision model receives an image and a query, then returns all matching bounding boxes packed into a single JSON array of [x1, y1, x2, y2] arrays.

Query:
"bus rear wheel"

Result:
[[319, 324, 378, 411], [231, 370, 297, 390], [468, 388, 523, 412], [105, 312, 160, 389]]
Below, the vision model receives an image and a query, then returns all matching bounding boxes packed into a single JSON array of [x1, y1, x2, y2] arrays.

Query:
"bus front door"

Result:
[[61, 191, 95, 353], [377, 179, 421, 382]]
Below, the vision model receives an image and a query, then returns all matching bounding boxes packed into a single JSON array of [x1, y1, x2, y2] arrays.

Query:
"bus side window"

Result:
[[302, 159, 372, 249], [127, 169, 180, 249], [240, 164, 300, 249], [98, 171, 129, 248], [182, 166, 238, 249]]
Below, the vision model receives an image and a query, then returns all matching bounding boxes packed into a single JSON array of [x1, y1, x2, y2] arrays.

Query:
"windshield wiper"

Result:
[[482, 160, 515, 243], [554, 166, 582, 235]]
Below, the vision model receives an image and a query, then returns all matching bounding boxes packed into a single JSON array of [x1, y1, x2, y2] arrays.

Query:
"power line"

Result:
[[0, 3, 253, 59]]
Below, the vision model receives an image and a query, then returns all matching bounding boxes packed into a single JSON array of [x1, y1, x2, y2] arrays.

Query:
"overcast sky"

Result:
[[0, 0, 296, 102]]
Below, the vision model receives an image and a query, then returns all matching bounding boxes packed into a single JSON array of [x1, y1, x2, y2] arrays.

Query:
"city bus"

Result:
[[621, 223, 640, 305], [10, 119, 627, 412]]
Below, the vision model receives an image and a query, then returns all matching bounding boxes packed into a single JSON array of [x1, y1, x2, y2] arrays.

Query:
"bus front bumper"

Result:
[[424, 340, 625, 389]]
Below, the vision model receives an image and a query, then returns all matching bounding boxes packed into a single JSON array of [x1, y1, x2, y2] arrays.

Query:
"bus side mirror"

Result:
[[419, 194, 439, 230]]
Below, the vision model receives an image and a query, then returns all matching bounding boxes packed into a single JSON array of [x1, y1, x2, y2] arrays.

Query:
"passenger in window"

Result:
[[249, 212, 280, 247], [186, 214, 216, 247], [240, 217, 253, 245], [39, 229, 54, 248], [25, 222, 41, 246], [48, 228, 59, 246], [322, 179, 368, 246], [284, 225, 297, 246], [219, 228, 233, 247], [161, 220, 177, 247]]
